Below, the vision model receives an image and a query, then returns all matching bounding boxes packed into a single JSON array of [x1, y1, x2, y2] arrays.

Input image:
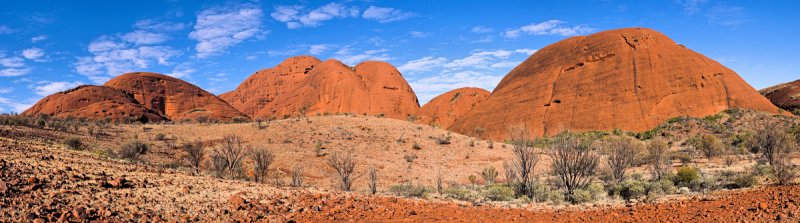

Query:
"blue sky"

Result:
[[1, 0, 798, 113]]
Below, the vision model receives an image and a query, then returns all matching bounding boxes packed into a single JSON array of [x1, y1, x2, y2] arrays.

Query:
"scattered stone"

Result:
[[181, 185, 190, 194], [228, 194, 247, 210]]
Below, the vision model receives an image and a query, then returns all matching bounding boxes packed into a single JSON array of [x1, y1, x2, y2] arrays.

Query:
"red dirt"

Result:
[[220, 56, 420, 120], [450, 27, 783, 140], [417, 87, 490, 128], [21, 85, 165, 122], [761, 79, 800, 114], [104, 72, 248, 122]]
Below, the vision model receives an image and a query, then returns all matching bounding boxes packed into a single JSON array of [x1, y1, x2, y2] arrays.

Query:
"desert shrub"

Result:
[[748, 127, 798, 185], [443, 187, 476, 201], [291, 165, 304, 187], [531, 182, 565, 204], [412, 143, 422, 150], [155, 133, 166, 141], [389, 183, 428, 198], [481, 166, 498, 185], [327, 151, 356, 191], [247, 146, 275, 183], [181, 141, 205, 173], [231, 116, 248, 123], [571, 182, 605, 203], [368, 166, 378, 194], [730, 172, 759, 188], [672, 152, 693, 165], [314, 141, 326, 157], [436, 133, 452, 145], [436, 171, 444, 194], [403, 153, 417, 168], [610, 180, 647, 201], [751, 163, 772, 176], [646, 139, 671, 180], [63, 136, 82, 150], [474, 127, 486, 140], [602, 136, 643, 183], [119, 140, 148, 160], [548, 132, 600, 203], [672, 166, 701, 188], [213, 135, 246, 178], [508, 127, 540, 198], [482, 184, 515, 201], [696, 134, 725, 160], [649, 178, 677, 195]]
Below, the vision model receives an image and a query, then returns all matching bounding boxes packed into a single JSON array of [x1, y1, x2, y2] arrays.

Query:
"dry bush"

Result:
[[603, 136, 643, 183], [548, 132, 600, 203], [368, 165, 378, 195], [327, 151, 356, 191], [697, 134, 725, 160], [646, 139, 672, 180], [181, 140, 205, 173], [403, 153, 417, 169], [247, 146, 275, 183], [503, 161, 517, 183], [436, 171, 444, 194], [214, 135, 246, 178], [750, 128, 799, 185], [291, 165, 304, 187], [508, 127, 540, 198], [481, 166, 498, 185], [119, 140, 148, 161], [63, 136, 82, 150]]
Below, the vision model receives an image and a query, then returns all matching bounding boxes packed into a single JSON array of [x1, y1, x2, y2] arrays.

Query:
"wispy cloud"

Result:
[[189, 3, 265, 58], [409, 31, 429, 38], [0, 87, 12, 94], [33, 81, 84, 96], [362, 6, 415, 23], [0, 97, 34, 113], [74, 36, 181, 83], [0, 25, 14, 35], [333, 46, 391, 65], [271, 3, 359, 29], [409, 71, 503, 104], [706, 4, 748, 27], [22, 48, 46, 61], [471, 26, 493, 33], [31, 35, 47, 43], [0, 53, 32, 77], [398, 56, 447, 73], [122, 30, 170, 45], [677, 0, 708, 14], [502, 20, 593, 38]]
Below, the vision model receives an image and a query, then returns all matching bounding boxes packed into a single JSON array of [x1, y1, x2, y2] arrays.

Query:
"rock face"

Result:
[[416, 87, 490, 128], [25, 72, 246, 122], [22, 85, 165, 122], [220, 56, 420, 120], [104, 72, 247, 121], [449, 28, 782, 140], [760, 79, 800, 115]]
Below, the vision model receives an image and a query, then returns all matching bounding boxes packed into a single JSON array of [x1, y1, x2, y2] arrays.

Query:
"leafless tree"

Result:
[[646, 139, 671, 180], [548, 132, 599, 202], [750, 127, 798, 185], [291, 165, 304, 187], [214, 135, 246, 178], [603, 136, 643, 183], [503, 161, 517, 184], [368, 165, 378, 195], [247, 146, 275, 183], [509, 126, 540, 198], [181, 140, 205, 174], [327, 151, 357, 191]]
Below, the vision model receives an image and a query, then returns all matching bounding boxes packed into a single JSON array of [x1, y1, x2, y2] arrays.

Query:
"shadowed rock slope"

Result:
[[449, 27, 783, 140], [220, 56, 420, 120], [416, 87, 490, 129], [760, 79, 800, 115], [22, 85, 165, 122]]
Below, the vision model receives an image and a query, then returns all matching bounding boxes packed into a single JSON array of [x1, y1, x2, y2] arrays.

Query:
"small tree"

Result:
[[508, 127, 539, 198], [119, 140, 149, 160], [247, 146, 275, 183], [436, 170, 444, 194], [749, 127, 798, 185], [548, 132, 599, 203], [503, 161, 517, 184], [403, 153, 417, 169], [481, 166, 498, 185], [181, 140, 205, 174], [291, 165, 304, 187], [214, 135, 246, 178], [63, 136, 82, 150], [603, 136, 643, 183], [368, 165, 378, 195], [697, 134, 725, 160], [646, 139, 671, 180], [327, 151, 356, 191]]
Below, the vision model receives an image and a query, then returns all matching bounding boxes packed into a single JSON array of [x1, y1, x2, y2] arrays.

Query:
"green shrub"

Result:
[[733, 173, 759, 188], [389, 183, 428, 198], [443, 187, 475, 201], [673, 166, 701, 188], [571, 182, 605, 203], [531, 182, 564, 204], [610, 180, 647, 201], [63, 136, 82, 150], [482, 185, 515, 201]]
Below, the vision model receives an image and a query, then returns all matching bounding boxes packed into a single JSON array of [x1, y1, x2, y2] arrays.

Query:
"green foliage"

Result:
[[702, 114, 724, 124], [389, 183, 428, 198], [443, 187, 476, 201], [610, 180, 647, 201], [673, 166, 702, 188], [482, 184, 515, 201], [571, 182, 605, 203], [531, 182, 564, 204], [63, 136, 82, 150]]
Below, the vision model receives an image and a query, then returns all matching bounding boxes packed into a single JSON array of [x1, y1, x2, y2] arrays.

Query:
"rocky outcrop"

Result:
[[760, 79, 800, 115], [220, 56, 419, 120], [104, 72, 248, 122], [22, 85, 165, 122], [449, 28, 783, 140], [417, 87, 490, 128]]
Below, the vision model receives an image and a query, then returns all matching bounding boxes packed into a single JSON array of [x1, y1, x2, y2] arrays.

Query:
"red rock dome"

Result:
[[417, 87, 490, 128], [22, 85, 165, 122]]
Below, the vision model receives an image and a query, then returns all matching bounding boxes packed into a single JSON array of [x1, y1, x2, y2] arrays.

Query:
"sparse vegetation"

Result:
[[480, 166, 498, 185], [508, 127, 540, 198], [368, 165, 378, 195], [646, 139, 671, 180], [181, 140, 205, 174], [63, 136, 82, 150], [548, 132, 600, 203], [436, 132, 452, 145], [696, 134, 725, 160], [213, 135, 247, 179], [327, 151, 356, 191], [247, 146, 275, 183], [748, 127, 798, 185], [603, 136, 643, 183], [119, 140, 149, 161], [291, 165, 304, 187], [389, 183, 428, 198]]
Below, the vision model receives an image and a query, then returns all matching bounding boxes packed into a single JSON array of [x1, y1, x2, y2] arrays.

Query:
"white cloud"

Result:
[[33, 81, 84, 96], [0, 97, 34, 113], [0, 87, 11, 94], [246, 55, 258, 61], [503, 20, 594, 38], [133, 19, 186, 32], [0, 57, 25, 67], [490, 61, 521, 68], [75, 36, 180, 83], [410, 71, 503, 104], [31, 35, 47, 43], [22, 48, 46, 61], [309, 44, 332, 55], [398, 56, 447, 74], [471, 26, 493, 33], [0, 26, 13, 34], [122, 30, 170, 45], [409, 31, 429, 38], [333, 46, 391, 65], [189, 3, 265, 58], [678, 0, 708, 14], [167, 63, 195, 79], [515, 48, 537, 55], [444, 50, 513, 69], [706, 4, 747, 27], [362, 6, 415, 23], [0, 68, 32, 77], [272, 3, 359, 29]]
